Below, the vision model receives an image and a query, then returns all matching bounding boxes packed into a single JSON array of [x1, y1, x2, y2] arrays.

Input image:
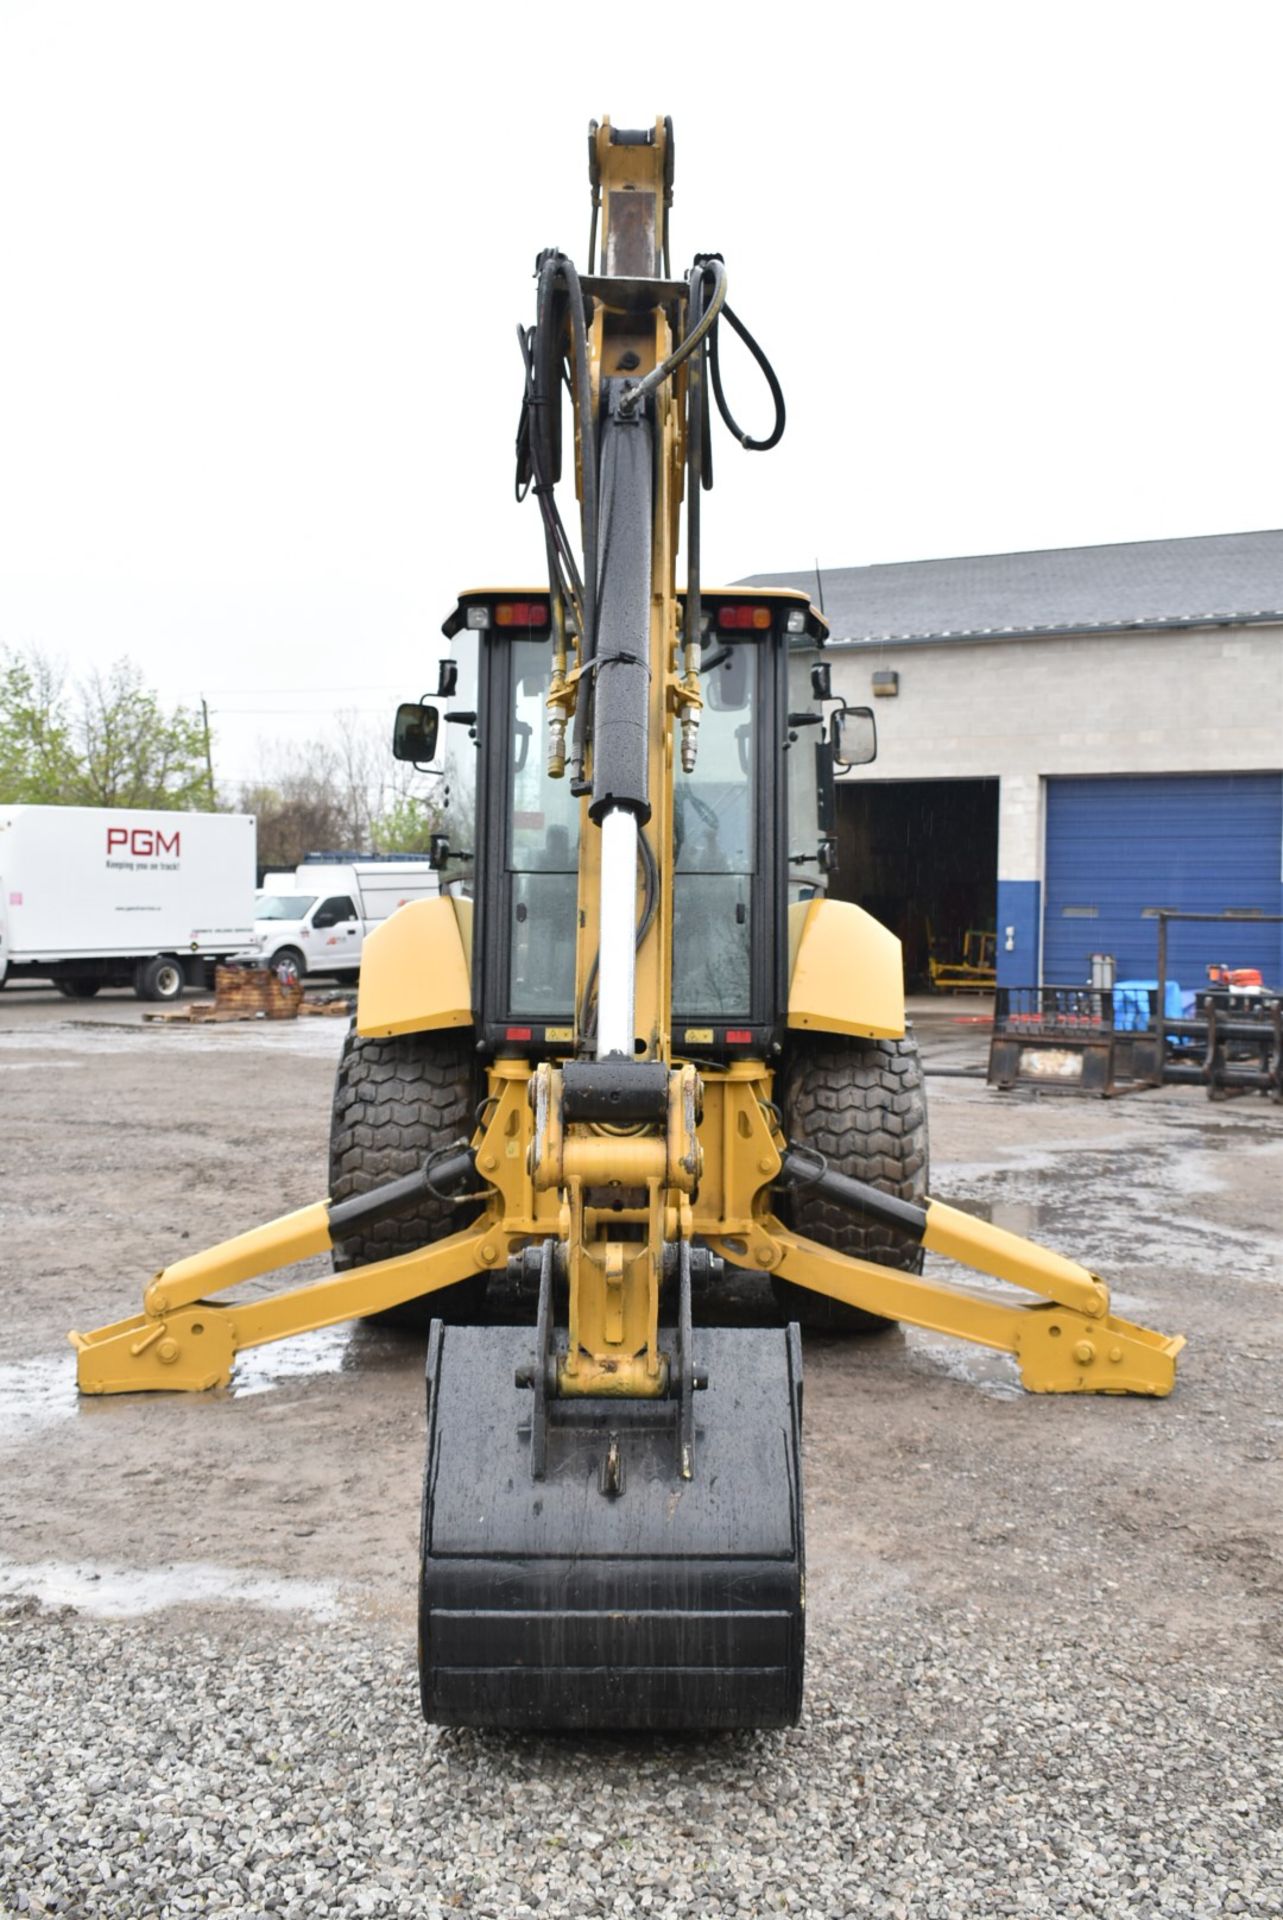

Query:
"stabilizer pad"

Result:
[[419, 1322, 805, 1731]]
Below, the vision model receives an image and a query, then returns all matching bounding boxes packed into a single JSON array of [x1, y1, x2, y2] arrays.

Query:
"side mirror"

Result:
[[393, 702, 439, 764], [831, 705, 877, 768], [437, 658, 459, 698], [312, 910, 335, 930], [429, 831, 450, 871], [810, 660, 832, 702]]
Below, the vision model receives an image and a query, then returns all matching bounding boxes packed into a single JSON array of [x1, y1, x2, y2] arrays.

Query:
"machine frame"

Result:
[[71, 116, 1183, 1731]]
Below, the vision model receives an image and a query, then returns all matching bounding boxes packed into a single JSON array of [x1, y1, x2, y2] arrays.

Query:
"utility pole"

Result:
[[200, 696, 216, 807]]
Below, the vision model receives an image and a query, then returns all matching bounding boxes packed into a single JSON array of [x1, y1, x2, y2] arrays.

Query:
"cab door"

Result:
[[310, 894, 363, 974]]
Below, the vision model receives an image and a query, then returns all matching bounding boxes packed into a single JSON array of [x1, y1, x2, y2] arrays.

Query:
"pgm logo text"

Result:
[[106, 827, 181, 857]]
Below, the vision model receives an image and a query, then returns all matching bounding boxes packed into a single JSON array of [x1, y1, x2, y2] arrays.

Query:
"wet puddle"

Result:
[[0, 1321, 412, 1446], [0, 1352, 78, 1445], [0, 1554, 341, 1621], [902, 1326, 1023, 1400], [232, 1323, 357, 1395]]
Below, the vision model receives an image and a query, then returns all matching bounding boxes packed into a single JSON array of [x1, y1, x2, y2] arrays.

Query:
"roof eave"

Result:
[[825, 609, 1283, 651]]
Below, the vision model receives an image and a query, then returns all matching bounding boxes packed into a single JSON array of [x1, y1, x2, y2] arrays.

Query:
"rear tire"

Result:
[[772, 1031, 929, 1334], [56, 978, 102, 999], [134, 955, 185, 1002], [328, 1027, 486, 1326]]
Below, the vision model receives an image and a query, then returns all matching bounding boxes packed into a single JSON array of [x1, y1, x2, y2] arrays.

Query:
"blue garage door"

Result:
[[1044, 773, 1283, 989]]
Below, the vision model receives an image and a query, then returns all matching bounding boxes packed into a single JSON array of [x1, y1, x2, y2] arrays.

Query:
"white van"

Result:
[[245, 858, 438, 983]]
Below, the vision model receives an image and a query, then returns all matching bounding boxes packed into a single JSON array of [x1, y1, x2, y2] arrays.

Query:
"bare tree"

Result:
[[233, 713, 445, 869], [236, 738, 347, 871], [331, 707, 383, 850]]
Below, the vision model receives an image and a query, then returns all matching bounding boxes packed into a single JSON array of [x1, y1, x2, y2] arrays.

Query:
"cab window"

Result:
[[313, 895, 356, 927], [786, 649, 829, 904], [507, 638, 581, 1015], [672, 641, 756, 1018]]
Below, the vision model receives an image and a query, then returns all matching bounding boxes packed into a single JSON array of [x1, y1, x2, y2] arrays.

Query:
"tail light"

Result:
[[717, 604, 772, 631], [495, 601, 550, 628]]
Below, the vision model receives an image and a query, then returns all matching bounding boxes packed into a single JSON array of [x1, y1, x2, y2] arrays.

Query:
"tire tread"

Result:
[[328, 1028, 479, 1283], [774, 1031, 929, 1332]]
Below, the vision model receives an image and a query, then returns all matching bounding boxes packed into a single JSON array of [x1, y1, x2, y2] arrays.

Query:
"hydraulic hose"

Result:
[[682, 259, 719, 661], [618, 256, 727, 418], [680, 258, 786, 667], [707, 293, 786, 452], [517, 253, 598, 683]]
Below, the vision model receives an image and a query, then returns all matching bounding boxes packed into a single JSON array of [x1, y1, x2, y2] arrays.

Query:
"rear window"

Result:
[[256, 895, 318, 920]]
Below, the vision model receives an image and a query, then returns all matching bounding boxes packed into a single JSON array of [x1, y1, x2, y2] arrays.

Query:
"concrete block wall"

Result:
[[828, 622, 1283, 985]]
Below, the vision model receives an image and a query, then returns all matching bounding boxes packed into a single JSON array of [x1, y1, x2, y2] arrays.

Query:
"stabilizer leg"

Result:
[[70, 1148, 501, 1393], [70, 1224, 503, 1393], [710, 1148, 1184, 1397]]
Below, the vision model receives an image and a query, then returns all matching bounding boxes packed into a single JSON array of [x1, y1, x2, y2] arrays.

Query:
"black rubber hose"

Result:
[[707, 297, 786, 452], [543, 253, 599, 782], [534, 259, 566, 487], [515, 251, 600, 785], [550, 254, 597, 667], [515, 321, 584, 621], [683, 261, 716, 658]]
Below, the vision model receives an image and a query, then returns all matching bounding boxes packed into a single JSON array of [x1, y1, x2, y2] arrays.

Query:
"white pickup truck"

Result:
[[245, 858, 439, 983]]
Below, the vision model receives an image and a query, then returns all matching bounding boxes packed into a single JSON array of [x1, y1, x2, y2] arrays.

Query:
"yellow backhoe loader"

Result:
[[72, 119, 1183, 1732]]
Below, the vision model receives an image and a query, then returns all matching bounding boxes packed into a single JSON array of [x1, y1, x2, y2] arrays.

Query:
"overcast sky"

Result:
[[1, 1, 1279, 789]]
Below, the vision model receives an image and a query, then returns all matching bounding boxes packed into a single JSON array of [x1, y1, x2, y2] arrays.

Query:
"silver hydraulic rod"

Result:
[[596, 807, 638, 1059]]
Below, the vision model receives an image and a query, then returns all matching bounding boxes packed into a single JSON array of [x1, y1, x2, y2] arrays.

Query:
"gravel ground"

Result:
[[3, 1599, 1279, 1920], [1, 990, 1281, 1917]]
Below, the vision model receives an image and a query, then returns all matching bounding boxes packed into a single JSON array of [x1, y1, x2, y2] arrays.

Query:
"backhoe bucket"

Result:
[[419, 1321, 805, 1731]]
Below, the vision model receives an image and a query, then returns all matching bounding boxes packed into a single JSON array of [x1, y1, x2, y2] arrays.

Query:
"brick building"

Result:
[[746, 530, 1283, 991]]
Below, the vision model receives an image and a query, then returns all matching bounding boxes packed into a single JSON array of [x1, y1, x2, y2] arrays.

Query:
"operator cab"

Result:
[[396, 587, 873, 1059]]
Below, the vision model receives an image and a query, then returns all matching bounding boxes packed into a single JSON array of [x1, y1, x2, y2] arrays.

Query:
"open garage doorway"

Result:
[[832, 778, 999, 990]]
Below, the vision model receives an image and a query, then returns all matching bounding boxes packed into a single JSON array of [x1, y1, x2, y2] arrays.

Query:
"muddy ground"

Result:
[[3, 986, 1279, 1647], [1, 985, 1280, 1912]]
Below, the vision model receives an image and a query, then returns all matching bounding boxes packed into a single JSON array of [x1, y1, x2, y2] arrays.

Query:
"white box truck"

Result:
[[0, 805, 257, 1001], [245, 856, 438, 983]]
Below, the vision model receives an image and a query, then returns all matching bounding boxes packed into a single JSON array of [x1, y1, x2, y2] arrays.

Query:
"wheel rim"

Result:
[[156, 964, 182, 998]]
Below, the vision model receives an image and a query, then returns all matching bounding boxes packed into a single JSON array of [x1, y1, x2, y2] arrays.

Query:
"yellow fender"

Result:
[[358, 894, 900, 1043], [787, 897, 905, 1041], [356, 895, 474, 1038]]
